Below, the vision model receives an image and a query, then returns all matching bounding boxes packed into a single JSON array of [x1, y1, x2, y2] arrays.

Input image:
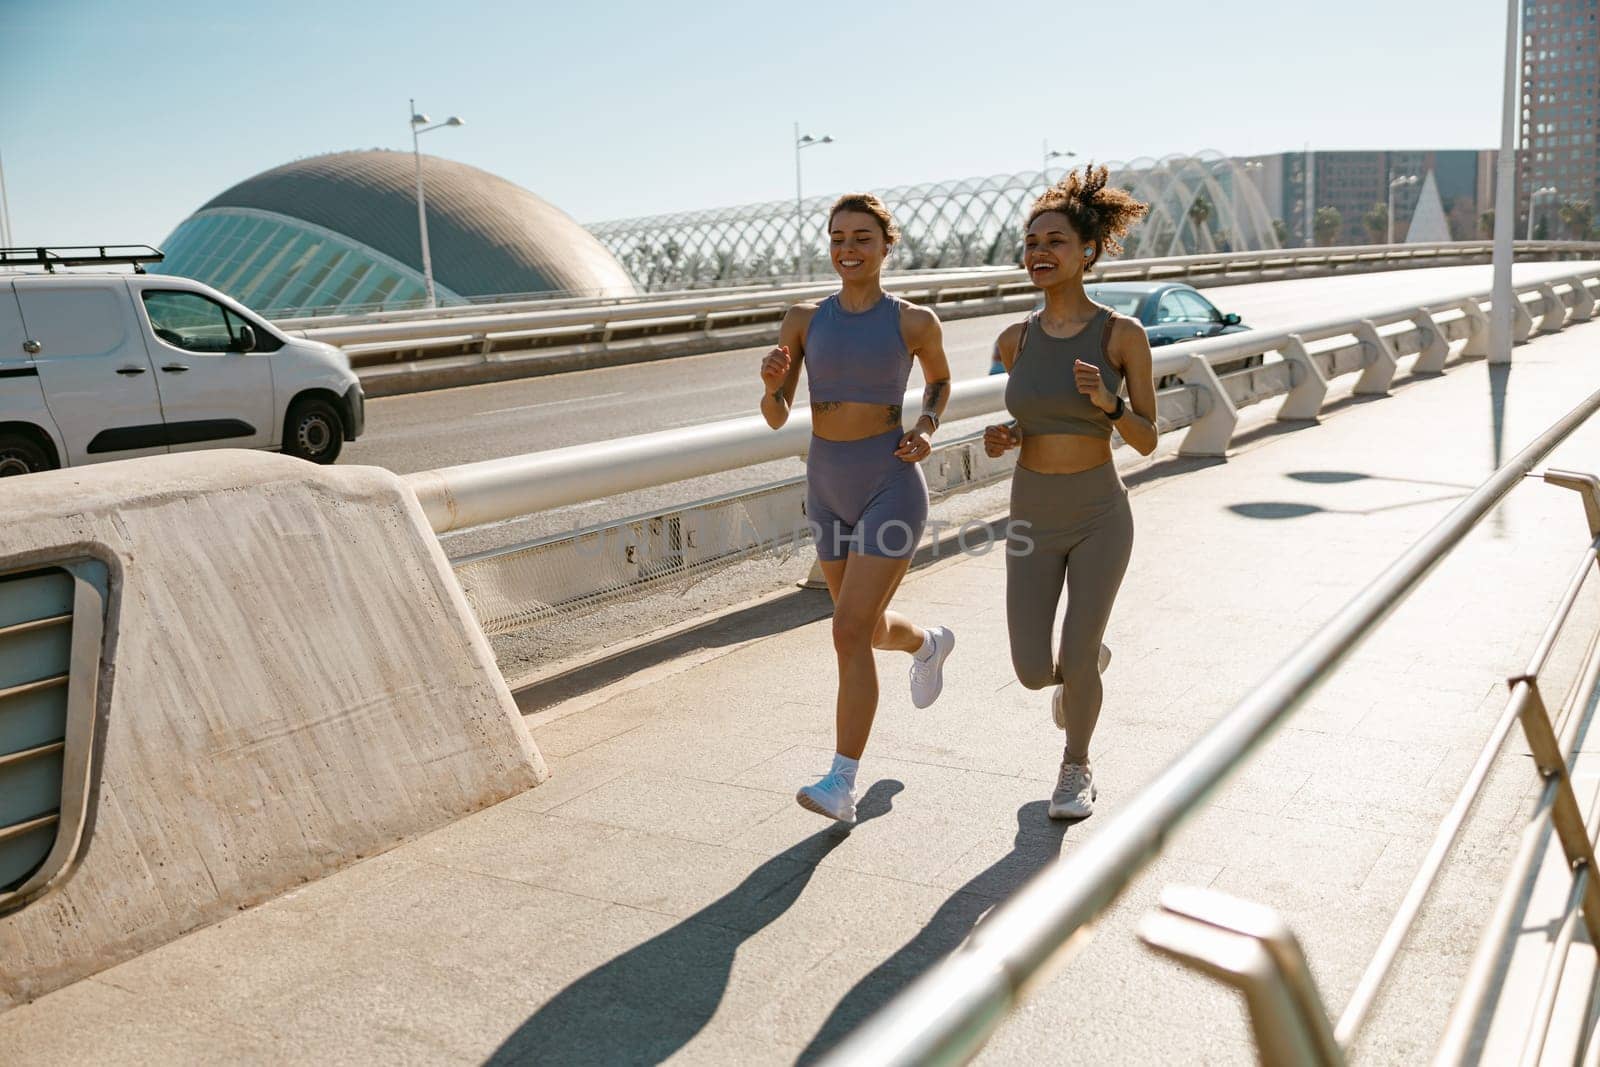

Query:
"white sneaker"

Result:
[[1049, 761, 1096, 820], [797, 772, 857, 824], [1052, 646, 1111, 730], [909, 626, 955, 709]]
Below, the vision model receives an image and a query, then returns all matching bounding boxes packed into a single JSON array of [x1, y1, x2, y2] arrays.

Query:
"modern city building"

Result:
[[1240, 150, 1498, 247], [155, 150, 637, 315], [1520, 0, 1600, 237]]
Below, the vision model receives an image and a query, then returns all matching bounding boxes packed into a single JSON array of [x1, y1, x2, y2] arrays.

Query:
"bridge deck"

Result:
[[5, 322, 1600, 1065]]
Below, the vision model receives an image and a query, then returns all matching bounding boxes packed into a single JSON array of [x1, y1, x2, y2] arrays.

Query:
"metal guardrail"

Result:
[[291, 242, 1600, 372], [403, 270, 1599, 535], [818, 388, 1600, 1067]]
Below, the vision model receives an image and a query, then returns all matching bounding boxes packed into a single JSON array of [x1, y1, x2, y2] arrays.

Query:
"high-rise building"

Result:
[[1519, 0, 1600, 238]]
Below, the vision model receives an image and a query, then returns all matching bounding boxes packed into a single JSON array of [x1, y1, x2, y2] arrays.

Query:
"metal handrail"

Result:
[[290, 240, 1600, 350], [403, 272, 1597, 534], [818, 389, 1600, 1066]]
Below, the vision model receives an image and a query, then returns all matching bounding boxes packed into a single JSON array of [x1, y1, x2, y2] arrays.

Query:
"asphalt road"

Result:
[[344, 261, 1596, 558]]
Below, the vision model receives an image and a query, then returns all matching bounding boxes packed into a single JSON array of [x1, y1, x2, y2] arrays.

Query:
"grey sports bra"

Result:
[[1004, 306, 1123, 439], [803, 293, 913, 406]]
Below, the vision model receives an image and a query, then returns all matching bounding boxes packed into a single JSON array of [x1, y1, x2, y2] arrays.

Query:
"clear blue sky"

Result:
[[3, 0, 1512, 247]]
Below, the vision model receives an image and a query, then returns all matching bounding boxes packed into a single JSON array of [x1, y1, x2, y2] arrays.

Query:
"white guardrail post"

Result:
[[1568, 276, 1596, 322], [1408, 310, 1450, 376], [1276, 334, 1328, 421], [1352, 320, 1400, 396], [1175, 355, 1239, 457], [1538, 282, 1569, 333]]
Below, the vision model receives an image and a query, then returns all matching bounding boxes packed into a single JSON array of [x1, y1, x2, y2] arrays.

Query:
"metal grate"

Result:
[[0, 560, 107, 913]]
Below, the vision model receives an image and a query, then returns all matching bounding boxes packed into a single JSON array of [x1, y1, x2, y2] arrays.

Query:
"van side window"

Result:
[[141, 291, 280, 354]]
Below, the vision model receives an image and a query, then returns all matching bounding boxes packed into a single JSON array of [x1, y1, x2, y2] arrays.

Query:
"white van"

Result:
[[0, 246, 363, 477]]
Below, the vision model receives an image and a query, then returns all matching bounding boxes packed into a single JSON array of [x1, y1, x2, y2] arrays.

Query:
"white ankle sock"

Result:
[[914, 628, 937, 660], [830, 753, 860, 787]]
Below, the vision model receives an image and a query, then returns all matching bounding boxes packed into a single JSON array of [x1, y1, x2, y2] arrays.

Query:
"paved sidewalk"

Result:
[[4, 324, 1600, 1065]]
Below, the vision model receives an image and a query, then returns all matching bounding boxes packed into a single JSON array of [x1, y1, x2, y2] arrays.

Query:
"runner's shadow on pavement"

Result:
[[484, 780, 905, 1067], [795, 800, 1070, 1064]]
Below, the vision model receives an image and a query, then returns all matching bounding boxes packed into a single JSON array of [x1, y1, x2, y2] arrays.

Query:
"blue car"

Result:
[[988, 282, 1253, 388]]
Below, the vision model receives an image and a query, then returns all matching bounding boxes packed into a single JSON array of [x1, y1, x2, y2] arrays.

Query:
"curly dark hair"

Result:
[[829, 193, 901, 246], [1026, 163, 1148, 268]]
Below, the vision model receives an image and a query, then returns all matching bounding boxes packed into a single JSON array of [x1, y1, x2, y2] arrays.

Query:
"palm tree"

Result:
[[1314, 207, 1343, 247], [1558, 198, 1594, 241], [1187, 194, 1213, 252], [1363, 202, 1387, 244], [1479, 210, 1495, 238], [1271, 218, 1290, 247]]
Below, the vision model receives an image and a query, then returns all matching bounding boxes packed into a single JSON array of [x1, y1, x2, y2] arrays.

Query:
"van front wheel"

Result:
[[283, 397, 344, 464], [0, 432, 56, 477]]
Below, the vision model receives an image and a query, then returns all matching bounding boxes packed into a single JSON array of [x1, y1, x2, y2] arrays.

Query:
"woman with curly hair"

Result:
[[759, 193, 954, 825], [984, 165, 1158, 819]]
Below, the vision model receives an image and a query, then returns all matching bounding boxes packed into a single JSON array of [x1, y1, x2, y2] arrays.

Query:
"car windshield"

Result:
[[1087, 289, 1143, 317]]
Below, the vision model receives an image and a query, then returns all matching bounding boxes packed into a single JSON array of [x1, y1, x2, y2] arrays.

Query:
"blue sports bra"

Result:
[[803, 293, 913, 406]]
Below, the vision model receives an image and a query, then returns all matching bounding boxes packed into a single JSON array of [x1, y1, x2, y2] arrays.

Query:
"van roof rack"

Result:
[[0, 245, 166, 274]]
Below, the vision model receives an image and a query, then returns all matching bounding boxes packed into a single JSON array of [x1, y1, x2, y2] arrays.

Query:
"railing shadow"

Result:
[[794, 800, 1070, 1064], [484, 780, 905, 1066]]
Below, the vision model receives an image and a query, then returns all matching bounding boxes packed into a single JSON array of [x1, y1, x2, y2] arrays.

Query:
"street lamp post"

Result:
[[1043, 141, 1076, 180], [1489, 0, 1520, 364], [1387, 174, 1418, 245], [793, 123, 834, 281], [0, 145, 12, 248], [409, 98, 465, 309], [1527, 185, 1559, 240]]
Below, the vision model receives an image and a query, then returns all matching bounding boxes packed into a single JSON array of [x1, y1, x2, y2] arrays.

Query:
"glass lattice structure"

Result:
[[155, 208, 437, 315], [590, 152, 1283, 292]]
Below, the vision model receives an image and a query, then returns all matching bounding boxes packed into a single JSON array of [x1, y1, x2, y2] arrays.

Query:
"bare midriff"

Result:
[[1018, 432, 1113, 475], [811, 401, 905, 442]]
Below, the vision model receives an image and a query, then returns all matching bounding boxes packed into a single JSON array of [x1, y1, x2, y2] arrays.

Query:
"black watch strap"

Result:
[[1110, 395, 1126, 421]]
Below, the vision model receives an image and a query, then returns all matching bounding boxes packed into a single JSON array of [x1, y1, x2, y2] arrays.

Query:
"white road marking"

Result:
[[480, 391, 627, 416]]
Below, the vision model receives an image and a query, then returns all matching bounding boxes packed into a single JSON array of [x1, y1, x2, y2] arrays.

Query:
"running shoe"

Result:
[[1049, 761, 1096, 820], [796, 772, 857, 824], [909, 625, 955, 709]]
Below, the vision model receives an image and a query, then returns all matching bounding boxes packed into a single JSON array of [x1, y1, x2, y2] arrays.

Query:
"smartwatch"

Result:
[[1109, 395, 1126, 421]]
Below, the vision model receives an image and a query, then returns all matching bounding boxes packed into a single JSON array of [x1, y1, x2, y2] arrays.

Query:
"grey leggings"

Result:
[[1006, 461, 1133, 763]]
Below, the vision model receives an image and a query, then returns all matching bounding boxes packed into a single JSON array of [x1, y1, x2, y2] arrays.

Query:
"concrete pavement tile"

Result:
[[93, 863, 609, 1016], [0, 977, 281, 1067], [485, 823, 825, 928], [548, 719, 794, 785], [532, 701, 651, 758], [1166, 807, 1393, 888], [507, 748, 632, 814], [1278, 770, 1473, 839], [972, 1000, 1255, 1066], [1252, 725, 1451, 784], [403, 801, 629, 887], [544, 769, 794, 845], [1208, 763, 1314, 817]]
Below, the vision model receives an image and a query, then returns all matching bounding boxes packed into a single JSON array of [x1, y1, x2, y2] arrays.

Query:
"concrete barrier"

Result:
[[0, 451, 546, 1011]]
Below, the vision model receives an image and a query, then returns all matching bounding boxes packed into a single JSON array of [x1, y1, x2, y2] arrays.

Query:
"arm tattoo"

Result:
[[812, 400, 842, 413], [886, 404, 902, 427], [922, 379, 949, 411]]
